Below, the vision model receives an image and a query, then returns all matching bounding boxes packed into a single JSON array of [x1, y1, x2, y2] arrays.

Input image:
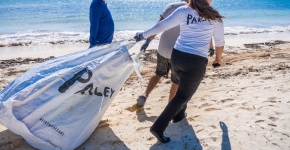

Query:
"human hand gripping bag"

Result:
[[0, 41, 139, 150]]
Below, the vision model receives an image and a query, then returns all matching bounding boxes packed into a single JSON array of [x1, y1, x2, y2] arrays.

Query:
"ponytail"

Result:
[[188, 0, 224, 22]]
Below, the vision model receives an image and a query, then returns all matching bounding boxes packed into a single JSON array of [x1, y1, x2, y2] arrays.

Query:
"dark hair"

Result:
[[188, 0, 224, 22]]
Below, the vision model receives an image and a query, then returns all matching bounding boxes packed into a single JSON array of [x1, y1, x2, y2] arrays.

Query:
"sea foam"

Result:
[[0, 26, 290, 47]]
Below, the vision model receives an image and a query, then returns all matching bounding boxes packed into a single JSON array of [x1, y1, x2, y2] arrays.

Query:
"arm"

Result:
[[139, 16, 165, 51], [145, 3, 175, 40], [142, 8, 182, 38], [212, 21, 225, 67], [214, 46, 224, 64], [210, 39, 213, 49], [89, 1, 103, 47], [148, 16, 165, 40]]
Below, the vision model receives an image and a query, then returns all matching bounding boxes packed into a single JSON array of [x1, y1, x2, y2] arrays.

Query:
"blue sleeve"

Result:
[[89, 1, 103, 46]]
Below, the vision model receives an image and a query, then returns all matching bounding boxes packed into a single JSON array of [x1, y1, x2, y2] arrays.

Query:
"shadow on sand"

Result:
[[126, 103, 157, 122], [220, 121, 231, 150], [0, 129, 36, 150], [136, 108, 157, 123], [150, 119, 202, 150], [76, 122, 130, 150], [0, 121, 130, 150]]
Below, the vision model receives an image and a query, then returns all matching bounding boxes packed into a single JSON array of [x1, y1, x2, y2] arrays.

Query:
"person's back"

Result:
[[174, 6, 224, 57], [89, 0, 114, 47], [143, 5, 224, 57], [158, 1, 187, 59]]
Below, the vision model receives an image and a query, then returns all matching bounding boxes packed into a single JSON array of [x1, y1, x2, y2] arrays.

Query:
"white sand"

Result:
[[0, 43, 89, 60], [1, 33, 290, 150]]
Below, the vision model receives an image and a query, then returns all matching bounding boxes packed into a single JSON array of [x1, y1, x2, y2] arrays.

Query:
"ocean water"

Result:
[[0, 0, 290, 46]]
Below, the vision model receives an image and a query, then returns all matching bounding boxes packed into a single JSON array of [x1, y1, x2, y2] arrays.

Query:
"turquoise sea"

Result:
[[0, 0, 290, 46]]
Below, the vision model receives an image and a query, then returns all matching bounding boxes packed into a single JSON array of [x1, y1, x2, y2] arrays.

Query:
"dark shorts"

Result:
[[155, 53, 179, 84]]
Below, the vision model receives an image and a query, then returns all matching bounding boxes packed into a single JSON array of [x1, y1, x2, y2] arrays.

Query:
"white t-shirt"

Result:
[[143, 6, 225, 58], [158, 1, 187, 59]]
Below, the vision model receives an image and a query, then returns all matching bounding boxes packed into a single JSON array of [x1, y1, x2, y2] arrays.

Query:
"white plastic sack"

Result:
[[0, 41, 139, 150]]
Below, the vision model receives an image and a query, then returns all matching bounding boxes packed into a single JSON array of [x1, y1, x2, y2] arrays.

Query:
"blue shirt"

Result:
[[89, 0, 114, 46]]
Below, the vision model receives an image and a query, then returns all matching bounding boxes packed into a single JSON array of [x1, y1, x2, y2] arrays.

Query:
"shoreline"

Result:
[[1, 32, 290, 60]]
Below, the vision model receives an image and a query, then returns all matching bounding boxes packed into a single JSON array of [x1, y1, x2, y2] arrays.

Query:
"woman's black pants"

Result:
[[151, 48, 208, 132]]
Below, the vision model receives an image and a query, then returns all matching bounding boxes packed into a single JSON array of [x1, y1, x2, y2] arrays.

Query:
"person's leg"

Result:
[[169, 58, 185, 122], [150, 49, 207, 142], [145, 53, 171, 98], [137, 53, 171, 107], [152, 67, 205, 131], [172, 104, 187, 123], [168, 59, 179, 102], [168, 83, 178, 102], [143, 74, 162, 98], [172, 52, 208, 123]]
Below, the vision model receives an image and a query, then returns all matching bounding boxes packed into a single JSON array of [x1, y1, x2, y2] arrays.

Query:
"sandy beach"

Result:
[[1, 34, 290, 150]]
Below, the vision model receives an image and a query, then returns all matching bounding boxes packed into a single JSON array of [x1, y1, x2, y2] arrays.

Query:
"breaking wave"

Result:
[[1, 26, 290, 47]]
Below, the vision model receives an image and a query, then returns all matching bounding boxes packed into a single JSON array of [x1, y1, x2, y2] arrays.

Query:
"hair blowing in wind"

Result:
[[188, 0, 224, 22]]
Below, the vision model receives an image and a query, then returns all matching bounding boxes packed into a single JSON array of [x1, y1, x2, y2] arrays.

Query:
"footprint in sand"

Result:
[[257, 105, 277, 110], [147, 136, 154, 141], [188, 115, 200, 121], [272, 143, 282, 149], [242, 102, 247, 106], [205, 108, 221, 111], [269, 116, 278, 122], [196, 128, 204, 133], [225, 103, 238, 108], [221, 98, 234, 103], [268, 123, 277, 127], [187, 117, 195, 121], [282, 133, 290, 138], [238, 107, 254, 111], [126, 103, 143, 113], [98, 120, 110, 128], [198, 103, 212, 109], [211, 137, 217, 142], [135, 127, 149, 132], [255, 120, 264, 123], [256, 112, 261, 116]]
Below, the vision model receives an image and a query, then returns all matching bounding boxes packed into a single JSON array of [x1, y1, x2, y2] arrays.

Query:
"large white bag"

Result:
[[0, 41, 139, 150]]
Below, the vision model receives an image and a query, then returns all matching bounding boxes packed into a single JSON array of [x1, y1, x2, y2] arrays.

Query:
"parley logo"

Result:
[[58, 67, 116, 98], [58, 67, 92, 93], [187, 14, 206, 25]]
